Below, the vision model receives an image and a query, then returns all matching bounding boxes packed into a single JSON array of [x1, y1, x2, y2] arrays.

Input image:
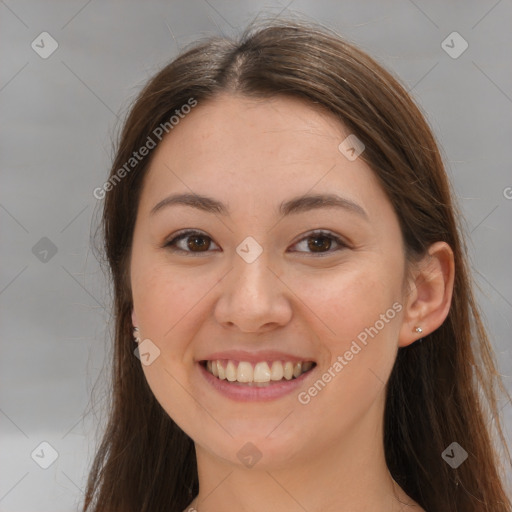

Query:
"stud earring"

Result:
[[414, 326, 424, 344], [133, 326, 141, 343]]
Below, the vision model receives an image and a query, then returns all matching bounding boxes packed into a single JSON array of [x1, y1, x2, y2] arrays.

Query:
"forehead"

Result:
[[138, 93, 389, 221], [155, 93, 347, 170]]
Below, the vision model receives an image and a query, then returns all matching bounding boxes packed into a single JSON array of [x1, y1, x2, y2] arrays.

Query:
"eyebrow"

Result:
[[150, 192, 368, 220]]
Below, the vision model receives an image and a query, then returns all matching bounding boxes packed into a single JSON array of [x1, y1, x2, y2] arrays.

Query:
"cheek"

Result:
[[292, 262, 402, 384], [131, 257, 213, 430], [297, 262, 400, 336], [288, 269, 401, 435], [130, 257, 204, 404], [132, 255, 213, 342]]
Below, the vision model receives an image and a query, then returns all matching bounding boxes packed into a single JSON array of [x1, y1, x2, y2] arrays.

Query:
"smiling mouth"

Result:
[[201, 359, 316, 386]]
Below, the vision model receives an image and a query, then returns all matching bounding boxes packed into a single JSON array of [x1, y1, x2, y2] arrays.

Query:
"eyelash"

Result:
[[163, 229, 348, 256]]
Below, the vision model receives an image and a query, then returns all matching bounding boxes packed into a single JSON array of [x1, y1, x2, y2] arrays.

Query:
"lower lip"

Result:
[[198, 362, 315, 402]]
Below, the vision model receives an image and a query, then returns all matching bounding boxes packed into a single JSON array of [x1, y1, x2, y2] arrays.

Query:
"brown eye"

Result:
[[165, 230, 219, 254], [186, 234, 211, 251], [307, 235, 333, 252], [290, 230, 347, 255]]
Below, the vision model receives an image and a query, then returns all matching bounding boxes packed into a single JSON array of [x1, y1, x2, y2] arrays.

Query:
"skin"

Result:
[[130, 93, 454, 512]]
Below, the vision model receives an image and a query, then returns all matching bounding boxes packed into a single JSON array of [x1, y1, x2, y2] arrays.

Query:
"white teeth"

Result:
[[205, 360, 313, 383], [253, 362, 271, 382], [237, 361, 253, 382], [270, 361, 284, 381], [226, 360, 237, 382], [217, 361, 226, 380], [205, 359, 314, 384], [283, 362, 294, 380]]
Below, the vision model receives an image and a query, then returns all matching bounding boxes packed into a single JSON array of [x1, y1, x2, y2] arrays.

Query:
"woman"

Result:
[[83, 18, 511, 512]]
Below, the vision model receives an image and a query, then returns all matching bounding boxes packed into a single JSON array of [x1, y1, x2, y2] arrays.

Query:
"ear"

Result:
[[398, 241, 455, 348], [131, 309, 138, 327]]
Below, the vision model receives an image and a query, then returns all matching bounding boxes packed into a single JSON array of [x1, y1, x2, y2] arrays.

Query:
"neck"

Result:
[[185, 395, 421, 512]]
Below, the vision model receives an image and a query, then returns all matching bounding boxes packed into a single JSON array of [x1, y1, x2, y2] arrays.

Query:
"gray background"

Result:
[[1, 1, 511, 510]]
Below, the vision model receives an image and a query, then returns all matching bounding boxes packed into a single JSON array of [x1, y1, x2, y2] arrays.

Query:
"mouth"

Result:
[[200, 359, 317, 387]]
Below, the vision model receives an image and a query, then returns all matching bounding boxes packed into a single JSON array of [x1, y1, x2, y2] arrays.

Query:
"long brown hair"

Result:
[[83, 17, 511, 512]]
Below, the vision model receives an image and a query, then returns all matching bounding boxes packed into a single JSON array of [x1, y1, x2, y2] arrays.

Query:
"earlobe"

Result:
[[131, 310, 141, 343], [398, 241, 455, 348]]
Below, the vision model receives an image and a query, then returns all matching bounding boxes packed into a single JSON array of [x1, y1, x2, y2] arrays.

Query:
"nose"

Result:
[[213, 250, 293, 333]]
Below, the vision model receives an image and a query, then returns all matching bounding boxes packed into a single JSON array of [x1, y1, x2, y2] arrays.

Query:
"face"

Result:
[[130, 93, 409, 469]]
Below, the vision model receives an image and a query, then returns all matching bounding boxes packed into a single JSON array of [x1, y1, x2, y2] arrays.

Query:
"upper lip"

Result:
[[198, 350, 316, 364]]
